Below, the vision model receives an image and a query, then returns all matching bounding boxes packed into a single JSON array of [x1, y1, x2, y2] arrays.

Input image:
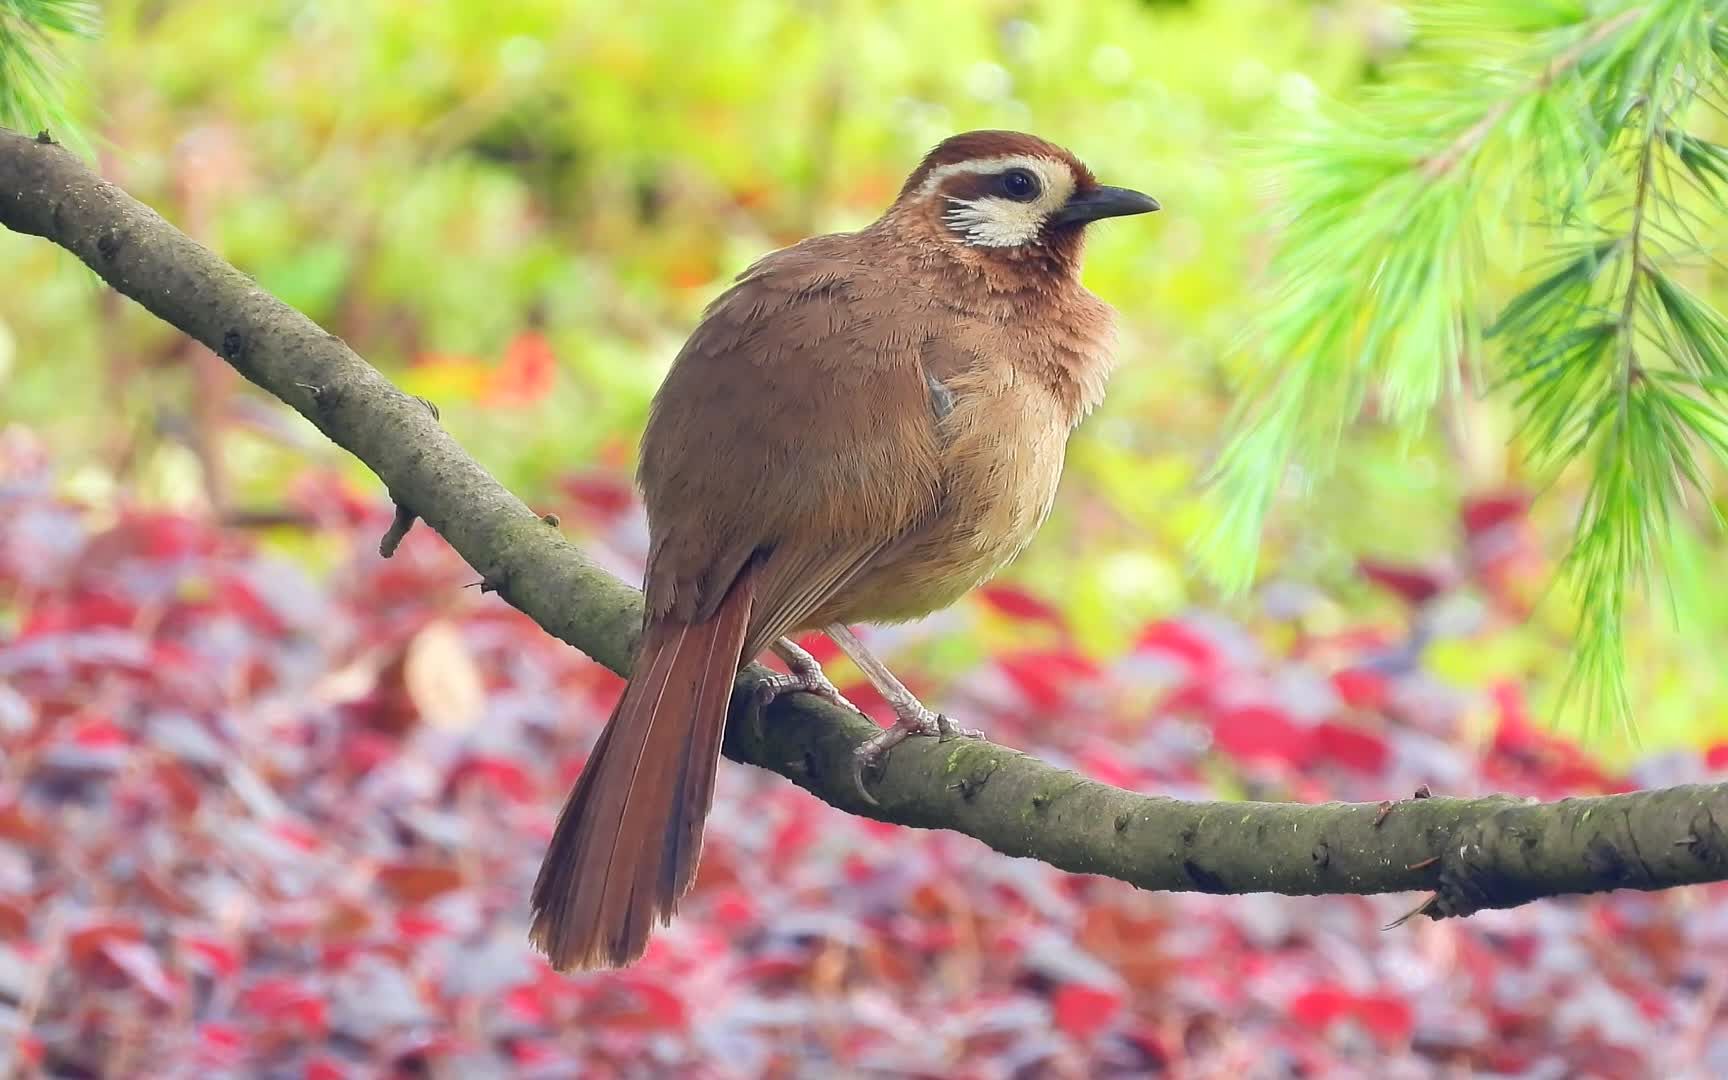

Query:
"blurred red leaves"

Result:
[[1357, 558, 1449, 607], [977, 582, 1067, 631], [1053, 983, 1124, 1040], [1331, 667, 1390, 711], [1212, 703, 1313, 767], [410, 329, 559, 410], [1290, 985, 1414, 1046], [1, 462, 1723, 1077], [482, 331, 558, 408]]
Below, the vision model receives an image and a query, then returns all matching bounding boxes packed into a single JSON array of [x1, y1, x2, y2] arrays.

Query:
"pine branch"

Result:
[[1419, 5, 1650, 180], [1203, 0, 1728, 728], [0, 0, 96, 134], [5, 126, 1728, 919]]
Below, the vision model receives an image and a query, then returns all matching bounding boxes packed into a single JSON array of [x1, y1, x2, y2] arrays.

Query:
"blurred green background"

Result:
[[3, 0, 1725, 757]]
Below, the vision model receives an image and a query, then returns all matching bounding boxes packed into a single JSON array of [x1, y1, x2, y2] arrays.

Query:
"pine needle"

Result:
[[0, 0, 97, 135], [1199, 0, 1728, 731]]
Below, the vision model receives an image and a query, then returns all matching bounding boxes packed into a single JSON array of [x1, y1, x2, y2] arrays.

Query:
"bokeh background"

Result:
[[2, 0, 1727, 1075]]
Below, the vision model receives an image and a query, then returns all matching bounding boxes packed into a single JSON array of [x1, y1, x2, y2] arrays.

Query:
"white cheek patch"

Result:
[[920, 155, 1076, 249], [943, 197, 1047, 247]]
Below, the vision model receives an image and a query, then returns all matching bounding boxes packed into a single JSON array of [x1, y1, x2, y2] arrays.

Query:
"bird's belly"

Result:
[[814, 386, 1068, 626]]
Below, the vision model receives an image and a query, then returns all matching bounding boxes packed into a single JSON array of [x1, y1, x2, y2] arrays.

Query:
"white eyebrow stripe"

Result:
[[913, 154, 1070, 198]]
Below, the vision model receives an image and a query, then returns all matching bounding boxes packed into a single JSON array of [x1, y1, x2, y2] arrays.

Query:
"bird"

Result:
[[529, 130, 1158, 971]]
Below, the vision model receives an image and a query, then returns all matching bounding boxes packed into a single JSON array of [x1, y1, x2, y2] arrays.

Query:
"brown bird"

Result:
[[529, 130, 1157, 971]]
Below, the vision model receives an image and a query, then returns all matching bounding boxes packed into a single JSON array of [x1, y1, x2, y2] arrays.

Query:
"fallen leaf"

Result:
[[402, 620, 483, 731]]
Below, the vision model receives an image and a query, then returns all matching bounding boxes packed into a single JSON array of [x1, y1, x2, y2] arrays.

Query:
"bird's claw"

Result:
[[851, 706, 984, 805], [751, 666, 857, 723], [934, 714, 985, 741], [760, 638, 851, 706]]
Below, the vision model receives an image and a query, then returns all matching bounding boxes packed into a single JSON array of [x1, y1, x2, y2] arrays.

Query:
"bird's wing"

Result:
[[637, 238, 953, 656]]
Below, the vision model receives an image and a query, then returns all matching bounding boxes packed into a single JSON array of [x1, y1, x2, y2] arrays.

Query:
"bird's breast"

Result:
[[818, 366, 1072, 626]]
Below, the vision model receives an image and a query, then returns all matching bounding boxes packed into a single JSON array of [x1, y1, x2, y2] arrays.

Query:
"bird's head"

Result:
[[886, 130, 1158, 277]]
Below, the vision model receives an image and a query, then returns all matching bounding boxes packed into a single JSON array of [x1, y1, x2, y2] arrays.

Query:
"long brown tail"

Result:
[[528, 571, 756, 971]]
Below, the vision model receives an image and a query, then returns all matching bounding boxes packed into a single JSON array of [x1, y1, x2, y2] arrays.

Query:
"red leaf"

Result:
[[0, 803, 47, 846], [343, 731, 398, 776], [483, 330, 558, 407], [153, 760, 204, 814], [0, 896, 31, 938], [22, 591, 136, 636], [197, 1023, 246, 1062], [239, 978, 328, 1035], [375, 861, 465, 904], [1461, 490, 1528, 537], [792, 631, 840, 664], [504, 985, 550, 1024], [288, 469, 376, 527], [560, 470, 637, 519], [1331, 668, 1389, 711], [1358, 559, 1447, 606], [1211, 704, 1312, 767], [1053, 983, 1123, 1040], [1490, 681, 1535, 750], [1290, 985, 1353, 1028], [125, 512, 224, 559], [304, 1057, 351, 1080], [67, 921, 144, 972], [271, 821, 323, 852], [998, 650, 1096, 711], [394, 909, 447, 942], [735, 954, 808, 982], [711, 889, 757, 930], [1354, 993, 1414, 1044], [1708, 743, 1728, 772], [206, 574, 286, 634], [1294, 985, 1412, 1045], [182, 936, 242, 980], [447, 754, 536, 803], [70, 717, 131, 748], [977, 584, 1066, 628], [771, 813, 818, 863], [616, 976, 688, 1029], [842, 853, 874, 884], [1074, 743, 1138, 789], [1312, 722, 1389, 774], [1134, 620, 1221, 675], [509, 1040, 567, 1068]]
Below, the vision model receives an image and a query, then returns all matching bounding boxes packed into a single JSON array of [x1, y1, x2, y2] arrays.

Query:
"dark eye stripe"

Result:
[[937, 173, 999, 201]]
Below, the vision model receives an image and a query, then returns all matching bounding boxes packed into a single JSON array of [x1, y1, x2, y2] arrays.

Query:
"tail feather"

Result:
[[529, 571, 755, 971]]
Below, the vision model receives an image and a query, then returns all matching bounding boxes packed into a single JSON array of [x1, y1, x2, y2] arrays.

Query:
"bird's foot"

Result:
[[851, 697, 984, 804], [754, 638, 857, 717]]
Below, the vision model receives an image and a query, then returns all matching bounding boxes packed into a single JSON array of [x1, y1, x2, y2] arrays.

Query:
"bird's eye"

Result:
[[999, 168, 1040, 202]]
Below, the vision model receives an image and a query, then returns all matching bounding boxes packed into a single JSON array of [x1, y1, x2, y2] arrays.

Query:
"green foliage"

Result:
[[3, 0, 1363, 625], [0, 0, 94, 134], [8, 0, 1728, 755], [1203, 0, 1728, 728]]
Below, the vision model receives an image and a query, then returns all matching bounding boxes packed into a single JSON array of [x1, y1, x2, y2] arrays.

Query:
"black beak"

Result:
[[1050, 185, 1160, 227]]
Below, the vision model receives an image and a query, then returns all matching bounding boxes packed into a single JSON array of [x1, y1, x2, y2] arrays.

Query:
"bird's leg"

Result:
[[754, 637, 857, 716], [824, 624, 984, 796]]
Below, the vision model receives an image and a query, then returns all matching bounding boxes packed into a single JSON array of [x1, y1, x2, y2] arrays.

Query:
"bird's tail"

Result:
[[528, 570, 756, 971]]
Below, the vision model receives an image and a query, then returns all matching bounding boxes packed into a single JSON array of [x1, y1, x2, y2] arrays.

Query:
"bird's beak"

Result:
[[1050, 185, 1161, 227]]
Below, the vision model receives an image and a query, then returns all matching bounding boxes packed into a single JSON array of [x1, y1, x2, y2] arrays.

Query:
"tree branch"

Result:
[[4, 126, 1726, 920]]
